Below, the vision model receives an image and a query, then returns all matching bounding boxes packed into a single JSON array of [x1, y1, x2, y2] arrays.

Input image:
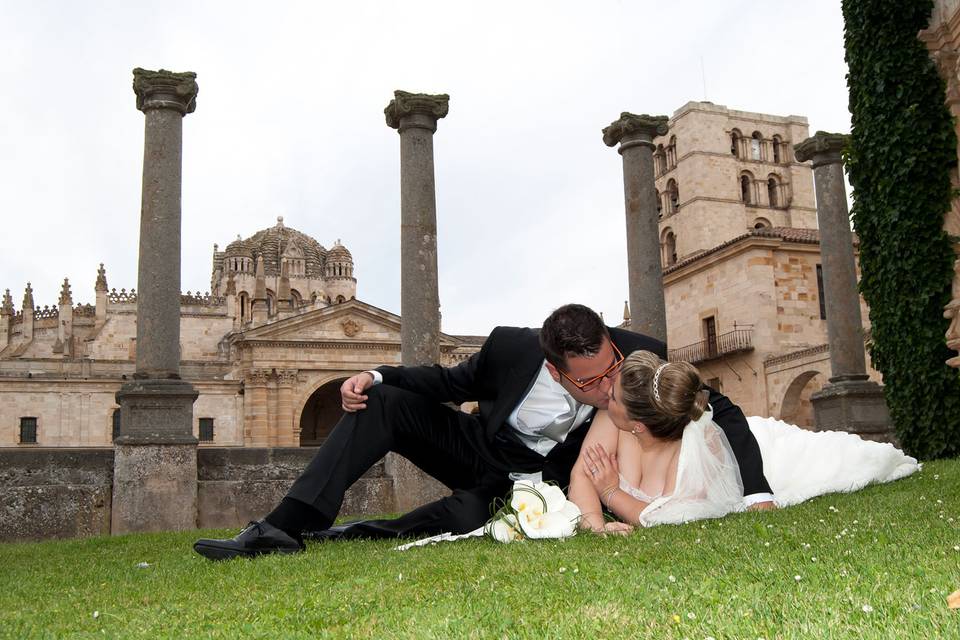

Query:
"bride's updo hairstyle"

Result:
[[617, 351, 710, 441]]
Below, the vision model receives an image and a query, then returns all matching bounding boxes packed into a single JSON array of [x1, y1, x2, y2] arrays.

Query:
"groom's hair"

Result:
[[540, 304, 609, 369]]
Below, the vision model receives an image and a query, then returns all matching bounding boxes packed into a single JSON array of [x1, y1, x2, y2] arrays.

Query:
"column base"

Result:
[[115, 378, 199, 444], [811, 379, 898, 445], [112, 443, 197, 534], [384, 452, 449, 513]]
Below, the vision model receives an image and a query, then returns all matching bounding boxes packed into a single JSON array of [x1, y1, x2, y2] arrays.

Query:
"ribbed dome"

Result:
[[229, 217, 327, 277], [326, 239, 353, 263]]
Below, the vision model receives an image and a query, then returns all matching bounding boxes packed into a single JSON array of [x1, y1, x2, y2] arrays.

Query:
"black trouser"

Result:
[[285, 385, 587, 539]]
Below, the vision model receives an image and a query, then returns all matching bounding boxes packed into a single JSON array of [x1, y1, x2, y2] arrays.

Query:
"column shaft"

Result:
[[399, 118, 441, 365], [621, 138, 666, 341], [812, 159, 867, 380], [136, 107, 184, 378]]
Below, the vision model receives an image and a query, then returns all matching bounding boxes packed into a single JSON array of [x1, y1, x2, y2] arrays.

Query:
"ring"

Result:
[[590, 466, 598, 475]]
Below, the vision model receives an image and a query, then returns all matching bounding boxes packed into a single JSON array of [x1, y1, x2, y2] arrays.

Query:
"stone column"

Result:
[[385, 90, 448, 366], [276, 370, 297, 446], [384, 90, 451, 511], [603, 113, 670, 341], [794, 132, 894, 443], [245, 369, 270, 446], [113, 68, 200, 534]]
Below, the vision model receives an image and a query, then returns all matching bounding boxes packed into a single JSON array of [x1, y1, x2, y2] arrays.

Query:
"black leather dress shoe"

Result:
[[193, 520, 305, 561]]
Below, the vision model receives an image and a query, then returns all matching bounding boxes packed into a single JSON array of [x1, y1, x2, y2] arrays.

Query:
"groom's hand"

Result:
[[340, 372, 375, 412], [747, 501, 776, 511]]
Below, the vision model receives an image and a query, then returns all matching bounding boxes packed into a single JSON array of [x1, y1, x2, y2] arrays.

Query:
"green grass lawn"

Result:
[[2, 460, 959, 639]]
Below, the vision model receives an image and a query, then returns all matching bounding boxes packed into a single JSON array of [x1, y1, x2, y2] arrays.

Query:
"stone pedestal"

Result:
[[795, 132, 894, 442], [113, 379, 199, 532], [113, 68, 199, 535], [603, 113, 670, 342], [811, 378, 896, 444]]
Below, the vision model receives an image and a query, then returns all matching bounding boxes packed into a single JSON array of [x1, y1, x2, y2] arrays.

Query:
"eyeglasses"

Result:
[[557, 342, 624, 391]]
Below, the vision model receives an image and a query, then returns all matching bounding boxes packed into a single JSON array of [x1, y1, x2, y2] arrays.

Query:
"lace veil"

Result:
[[638, 407, 745, 526]]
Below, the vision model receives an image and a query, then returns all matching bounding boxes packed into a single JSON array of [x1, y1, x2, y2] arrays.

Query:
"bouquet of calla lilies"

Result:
[[485, 480, 582, 543]]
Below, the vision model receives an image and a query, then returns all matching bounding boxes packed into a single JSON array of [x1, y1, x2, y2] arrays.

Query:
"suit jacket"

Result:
[[377, 326, 773, 496]]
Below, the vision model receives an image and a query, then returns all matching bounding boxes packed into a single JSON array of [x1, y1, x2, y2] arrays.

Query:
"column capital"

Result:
[[794, 131, 849, 168], [132, 68, 198, 115], [385, 90, 449, 132], [602, 113, 669, 151]]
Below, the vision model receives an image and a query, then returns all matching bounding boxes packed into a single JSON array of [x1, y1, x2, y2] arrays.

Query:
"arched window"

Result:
[[772, 135, 783, 163], [661, 229, 677, 267], [655, 144, 666, 176], [336, 295, 346, 304], [667, 136, 677, 169], [751, 131, 763, 161], [290, 289, 302, 308], [655, 188, 662, 218], [753, 217, 771, 230], [767, 175, 780, 207], [666, 179, 679, 214], [238, 292, 249, 322], [730, 129, 742, 158], [740, 173, 753, 204], [266, 290, 275, 316]]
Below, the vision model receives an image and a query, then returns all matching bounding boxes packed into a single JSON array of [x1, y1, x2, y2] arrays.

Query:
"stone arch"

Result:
[[295, 375, 349, 446], [780, 370, 825, 428], [731, 128, 742, 157], [767, 173, 782, 208], [740, 171, 754, 204], [751, 131, 764, 160], [772, 134, 783, 163], [661, 227, 677, 266], [666, 178, 679, 214], [753, 217, 772, 230]]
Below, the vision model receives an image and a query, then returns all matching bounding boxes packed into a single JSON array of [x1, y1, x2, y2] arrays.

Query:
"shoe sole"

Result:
[[193, 541, 302, 561]]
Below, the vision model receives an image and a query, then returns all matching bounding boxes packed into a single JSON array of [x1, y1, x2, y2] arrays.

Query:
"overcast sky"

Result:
[[0, 1, 852, 335]]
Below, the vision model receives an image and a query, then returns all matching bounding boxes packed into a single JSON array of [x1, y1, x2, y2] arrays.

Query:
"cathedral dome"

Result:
[[232, 217, 327, 277]]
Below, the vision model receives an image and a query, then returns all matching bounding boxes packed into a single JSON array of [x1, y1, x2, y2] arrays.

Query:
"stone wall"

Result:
[[197, 448, 393, 529], [0, 448, 113, 541], [0, 446, 396, 541]]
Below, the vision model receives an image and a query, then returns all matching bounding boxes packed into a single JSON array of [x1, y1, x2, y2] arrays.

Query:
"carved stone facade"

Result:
[[650, 102, 879, 426], [0, 220, 481, 447], [921, 2, 960, 368]]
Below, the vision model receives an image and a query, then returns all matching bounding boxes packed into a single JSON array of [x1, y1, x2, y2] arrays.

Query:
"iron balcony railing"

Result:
[[667, 328, 754, 364]]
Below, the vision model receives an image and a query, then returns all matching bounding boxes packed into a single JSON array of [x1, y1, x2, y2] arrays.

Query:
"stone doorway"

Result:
[[299, 378, 347, 445]]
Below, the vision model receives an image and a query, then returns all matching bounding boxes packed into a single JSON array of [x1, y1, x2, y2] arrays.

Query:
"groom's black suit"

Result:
[[285, 325, 772, 537]]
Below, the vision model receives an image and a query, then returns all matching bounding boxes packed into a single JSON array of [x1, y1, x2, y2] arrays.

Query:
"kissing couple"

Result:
[[195, 304, 917, 558]]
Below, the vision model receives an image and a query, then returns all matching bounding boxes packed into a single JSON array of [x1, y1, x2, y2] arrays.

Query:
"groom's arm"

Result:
[[706, 385, 775, 508]]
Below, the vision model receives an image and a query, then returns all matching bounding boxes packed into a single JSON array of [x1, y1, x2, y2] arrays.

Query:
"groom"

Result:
[[194, 303, 773, 559]]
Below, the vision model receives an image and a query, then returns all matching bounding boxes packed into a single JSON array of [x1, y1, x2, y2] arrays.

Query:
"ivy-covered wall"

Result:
[[843, 0, 960, 458]]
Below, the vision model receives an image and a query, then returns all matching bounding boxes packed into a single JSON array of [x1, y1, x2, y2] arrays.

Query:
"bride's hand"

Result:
[[584, 443, 619, 494]]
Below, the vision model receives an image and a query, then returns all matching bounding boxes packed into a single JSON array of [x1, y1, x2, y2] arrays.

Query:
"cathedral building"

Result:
[[0, 217, 480, 448]]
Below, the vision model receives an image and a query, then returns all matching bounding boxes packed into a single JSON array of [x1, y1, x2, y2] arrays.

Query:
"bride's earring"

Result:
[[631, 424, 643, 437]]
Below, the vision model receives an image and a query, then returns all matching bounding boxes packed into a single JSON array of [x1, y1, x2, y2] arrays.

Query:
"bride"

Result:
[[568, 351, 919, 532]]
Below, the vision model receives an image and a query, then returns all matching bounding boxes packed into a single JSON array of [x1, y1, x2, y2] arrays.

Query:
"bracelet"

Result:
[[599, 485, 619, 505]]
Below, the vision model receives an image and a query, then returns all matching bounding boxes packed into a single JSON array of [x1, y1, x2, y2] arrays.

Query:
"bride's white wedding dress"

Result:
[[626, 408, 920, 527]]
